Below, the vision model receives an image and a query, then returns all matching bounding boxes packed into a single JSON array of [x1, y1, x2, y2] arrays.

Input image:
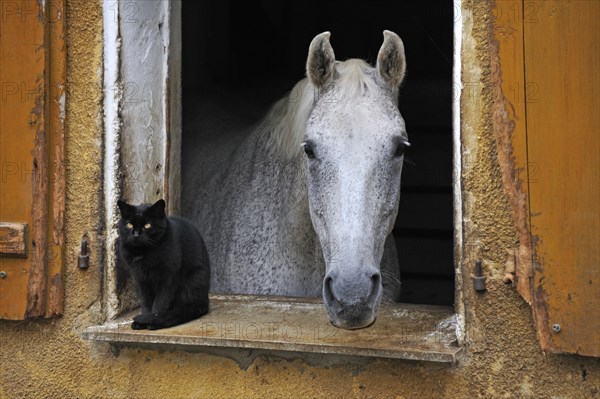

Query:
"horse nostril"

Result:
[[324, 275, 336, 303], [371, 272, 381, 286], [369, 272, 382, 300]]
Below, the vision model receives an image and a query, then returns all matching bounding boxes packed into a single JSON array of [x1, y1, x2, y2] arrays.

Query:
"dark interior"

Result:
[[182, 0, 454, 305]]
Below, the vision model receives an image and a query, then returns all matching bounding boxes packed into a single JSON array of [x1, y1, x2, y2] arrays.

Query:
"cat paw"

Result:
[[146, 324, 161, 330], [133, 313, 155, 324], [131, 321, 147, 330]]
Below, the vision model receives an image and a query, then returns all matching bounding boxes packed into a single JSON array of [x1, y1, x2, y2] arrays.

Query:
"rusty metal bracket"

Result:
[[472, 260, 487, 292], [78, 238, 89, 269]]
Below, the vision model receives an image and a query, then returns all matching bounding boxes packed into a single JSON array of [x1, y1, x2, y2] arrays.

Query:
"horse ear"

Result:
[[306, 31, 336, 88], [376, 30, 406, 88]]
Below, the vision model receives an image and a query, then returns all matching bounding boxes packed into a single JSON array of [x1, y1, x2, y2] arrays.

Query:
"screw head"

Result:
[[0, 271, 7, 279], [552, 323, 561, 333]]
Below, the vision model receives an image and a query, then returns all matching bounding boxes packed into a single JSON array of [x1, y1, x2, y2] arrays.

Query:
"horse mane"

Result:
[[261, 59, 378, 159]]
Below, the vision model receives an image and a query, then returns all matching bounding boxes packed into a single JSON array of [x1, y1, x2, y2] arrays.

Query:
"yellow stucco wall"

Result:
[[0, 1, 598, 398]]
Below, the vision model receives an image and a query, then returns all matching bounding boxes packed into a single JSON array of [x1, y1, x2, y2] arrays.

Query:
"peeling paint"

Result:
[[489, 5, 534, 306], [37, 0, 45, 23], [103, 0, 123, 321], [58, 92, 66, 125], [118, 0, 168, 206], [452, 0, 466, 346]]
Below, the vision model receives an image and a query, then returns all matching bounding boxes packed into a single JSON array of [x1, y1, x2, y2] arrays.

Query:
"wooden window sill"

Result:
[[82, 294, 462, 363]]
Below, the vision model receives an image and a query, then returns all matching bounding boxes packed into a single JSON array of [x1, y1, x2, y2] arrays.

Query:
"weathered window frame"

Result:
[[87, 0, 466, 363]]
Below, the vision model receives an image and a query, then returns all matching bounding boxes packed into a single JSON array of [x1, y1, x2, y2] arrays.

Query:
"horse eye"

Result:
[[394, 141, 410, 158], [126, 223, 133, 229], [302, 142, 316, 159], [144, 223, 152, 229]]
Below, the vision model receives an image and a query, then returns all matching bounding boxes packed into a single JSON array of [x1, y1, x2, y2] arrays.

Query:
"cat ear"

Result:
[[117, 200, 133, 217], [148, 199, 166, 218]]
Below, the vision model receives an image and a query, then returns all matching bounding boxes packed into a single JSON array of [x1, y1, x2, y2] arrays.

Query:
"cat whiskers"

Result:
[[145, 238, 160, 246]]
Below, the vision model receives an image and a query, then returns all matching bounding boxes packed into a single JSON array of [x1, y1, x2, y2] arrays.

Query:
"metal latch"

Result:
[[78, 237, 89, 269], [473, 260, 487, 292]]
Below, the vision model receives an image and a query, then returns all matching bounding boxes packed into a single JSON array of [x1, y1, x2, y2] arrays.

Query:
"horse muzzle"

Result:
[[322, 267, 382, 329]]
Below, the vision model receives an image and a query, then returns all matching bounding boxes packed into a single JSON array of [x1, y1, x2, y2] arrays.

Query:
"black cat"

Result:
[[117, 199, 210, 330]]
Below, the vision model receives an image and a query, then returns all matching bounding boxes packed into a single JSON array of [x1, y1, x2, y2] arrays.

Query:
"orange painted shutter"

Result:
[[496, 0, 599, 357], [523, 0, 600, 357], [0, 0, 66, 319]]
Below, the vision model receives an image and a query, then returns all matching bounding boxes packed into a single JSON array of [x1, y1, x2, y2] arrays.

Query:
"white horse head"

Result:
[[302, 31, 409, 329]]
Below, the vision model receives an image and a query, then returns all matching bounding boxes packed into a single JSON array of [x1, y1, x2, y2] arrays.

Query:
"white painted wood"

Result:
[[452, 0, 466, 345], [103, 0, 123, 320], [165, 0, 182, 214], [118, 0, 169, 205], [102, 0, 179, 319]]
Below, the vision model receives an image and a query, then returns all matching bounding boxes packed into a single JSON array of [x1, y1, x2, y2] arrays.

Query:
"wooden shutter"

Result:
[[495, 0, 599, 356], [0, 0, 66, 319]]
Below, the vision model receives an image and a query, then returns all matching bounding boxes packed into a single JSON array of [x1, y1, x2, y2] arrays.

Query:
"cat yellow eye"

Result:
[[126, 223, 133, 229], [144, 223, 152, 229]]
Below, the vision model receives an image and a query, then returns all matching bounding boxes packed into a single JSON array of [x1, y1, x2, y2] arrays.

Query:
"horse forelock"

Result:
[[264, 59, 380, 159], [333, 59, 380, 103]]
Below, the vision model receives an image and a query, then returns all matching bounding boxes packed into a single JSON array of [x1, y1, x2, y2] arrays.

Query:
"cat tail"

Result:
[[147, 304, 209, 330]]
